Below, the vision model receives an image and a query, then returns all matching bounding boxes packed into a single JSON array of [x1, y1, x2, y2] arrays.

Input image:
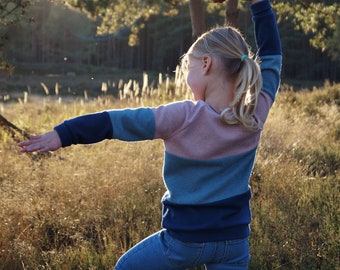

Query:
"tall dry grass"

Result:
[[0, 75, 339, 269]]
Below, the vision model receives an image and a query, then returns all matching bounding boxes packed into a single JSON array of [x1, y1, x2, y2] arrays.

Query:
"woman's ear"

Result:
[[201, 55, 212, 74]]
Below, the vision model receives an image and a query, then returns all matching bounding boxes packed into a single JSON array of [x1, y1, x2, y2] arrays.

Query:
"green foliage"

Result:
[[0, 0, 339, 81], [0, 0, 34, 25], [0, 0, 35, 67], [94, 0, 190, 47], [328, 17, 340, 61], [66, 0, 111, 17], [67, 0, 340, 61], [273, 1, 340, 61]]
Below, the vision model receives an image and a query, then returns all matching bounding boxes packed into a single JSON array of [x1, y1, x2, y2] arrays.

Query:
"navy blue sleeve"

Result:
[[54, 108, 156, 147], [54, 111, 113, 147], [251, 0, 282, 101], [251, 0, 282, 57]]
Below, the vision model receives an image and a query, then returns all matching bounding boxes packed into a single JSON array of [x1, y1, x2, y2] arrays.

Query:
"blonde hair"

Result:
[[181, 26, 263, 130]]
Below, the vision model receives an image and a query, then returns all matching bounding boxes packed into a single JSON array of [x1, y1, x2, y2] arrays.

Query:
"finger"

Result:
[[18, 134, 44, 148], [19, 141, 42, 152], [18, 142, 32, 149], [18, 134, 39, 146], [29, 134, 42, 140], [19, 144, 37, 152]]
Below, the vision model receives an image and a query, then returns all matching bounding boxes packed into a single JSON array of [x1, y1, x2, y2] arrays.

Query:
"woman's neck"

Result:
[[204, 78, 235, 114]]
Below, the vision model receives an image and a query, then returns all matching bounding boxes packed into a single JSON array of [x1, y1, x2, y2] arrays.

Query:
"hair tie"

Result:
[[241, 54, 248, 62]]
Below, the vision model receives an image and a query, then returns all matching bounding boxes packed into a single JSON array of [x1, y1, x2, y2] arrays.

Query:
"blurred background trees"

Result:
[[0, 0, 339, 83], [0, 0, 33, 71]]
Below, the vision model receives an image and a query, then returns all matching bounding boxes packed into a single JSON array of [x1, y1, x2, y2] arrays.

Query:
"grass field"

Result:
[[0, 75, 339, 269]]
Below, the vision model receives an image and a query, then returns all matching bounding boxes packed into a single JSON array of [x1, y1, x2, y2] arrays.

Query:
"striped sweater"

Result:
[[54, 0, 282, 243]]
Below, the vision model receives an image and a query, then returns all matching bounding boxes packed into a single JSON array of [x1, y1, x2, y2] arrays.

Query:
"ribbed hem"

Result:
[[167, 225, 250, 243]]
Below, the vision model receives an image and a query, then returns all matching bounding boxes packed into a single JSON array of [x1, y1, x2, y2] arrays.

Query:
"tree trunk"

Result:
[[189, 0, 206, 40], [225, 0, 239, 27]]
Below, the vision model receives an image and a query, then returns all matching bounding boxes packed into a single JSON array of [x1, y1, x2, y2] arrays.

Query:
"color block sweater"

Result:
[[54, 0, 282, 243]]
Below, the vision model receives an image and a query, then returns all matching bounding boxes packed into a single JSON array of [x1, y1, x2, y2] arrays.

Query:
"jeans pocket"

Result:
[[164, 232, 204, 268], [224, 238, 250, 266]]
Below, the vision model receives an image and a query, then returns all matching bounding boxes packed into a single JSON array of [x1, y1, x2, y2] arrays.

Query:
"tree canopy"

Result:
[[272, 0, 340, 61], [0, 0, 34, 68], [66, 0, 340, 61], [0, 0, 339, 81]]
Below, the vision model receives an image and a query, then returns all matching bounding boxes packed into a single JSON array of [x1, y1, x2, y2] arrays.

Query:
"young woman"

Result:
[[19, 0, 281, 269]]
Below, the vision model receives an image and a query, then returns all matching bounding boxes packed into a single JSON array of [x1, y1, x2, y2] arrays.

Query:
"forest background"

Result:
[[0, 0, 339, 92]]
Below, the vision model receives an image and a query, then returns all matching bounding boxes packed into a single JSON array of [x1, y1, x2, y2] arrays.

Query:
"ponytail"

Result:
[[221, 55, 262, 130]]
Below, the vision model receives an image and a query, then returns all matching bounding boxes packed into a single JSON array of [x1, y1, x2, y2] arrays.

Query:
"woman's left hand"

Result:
[[18, 131, 62, 152]]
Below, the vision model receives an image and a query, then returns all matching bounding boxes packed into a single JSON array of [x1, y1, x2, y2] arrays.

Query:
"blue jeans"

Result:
[[115, 229, 250, 270]]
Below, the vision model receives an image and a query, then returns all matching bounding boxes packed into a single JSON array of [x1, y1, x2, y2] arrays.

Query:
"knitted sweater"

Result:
[[54, 0, 282, 243]]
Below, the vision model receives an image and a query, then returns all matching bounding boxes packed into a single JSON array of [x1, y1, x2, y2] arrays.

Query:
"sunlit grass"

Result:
[[0, 77, 339, 269]]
